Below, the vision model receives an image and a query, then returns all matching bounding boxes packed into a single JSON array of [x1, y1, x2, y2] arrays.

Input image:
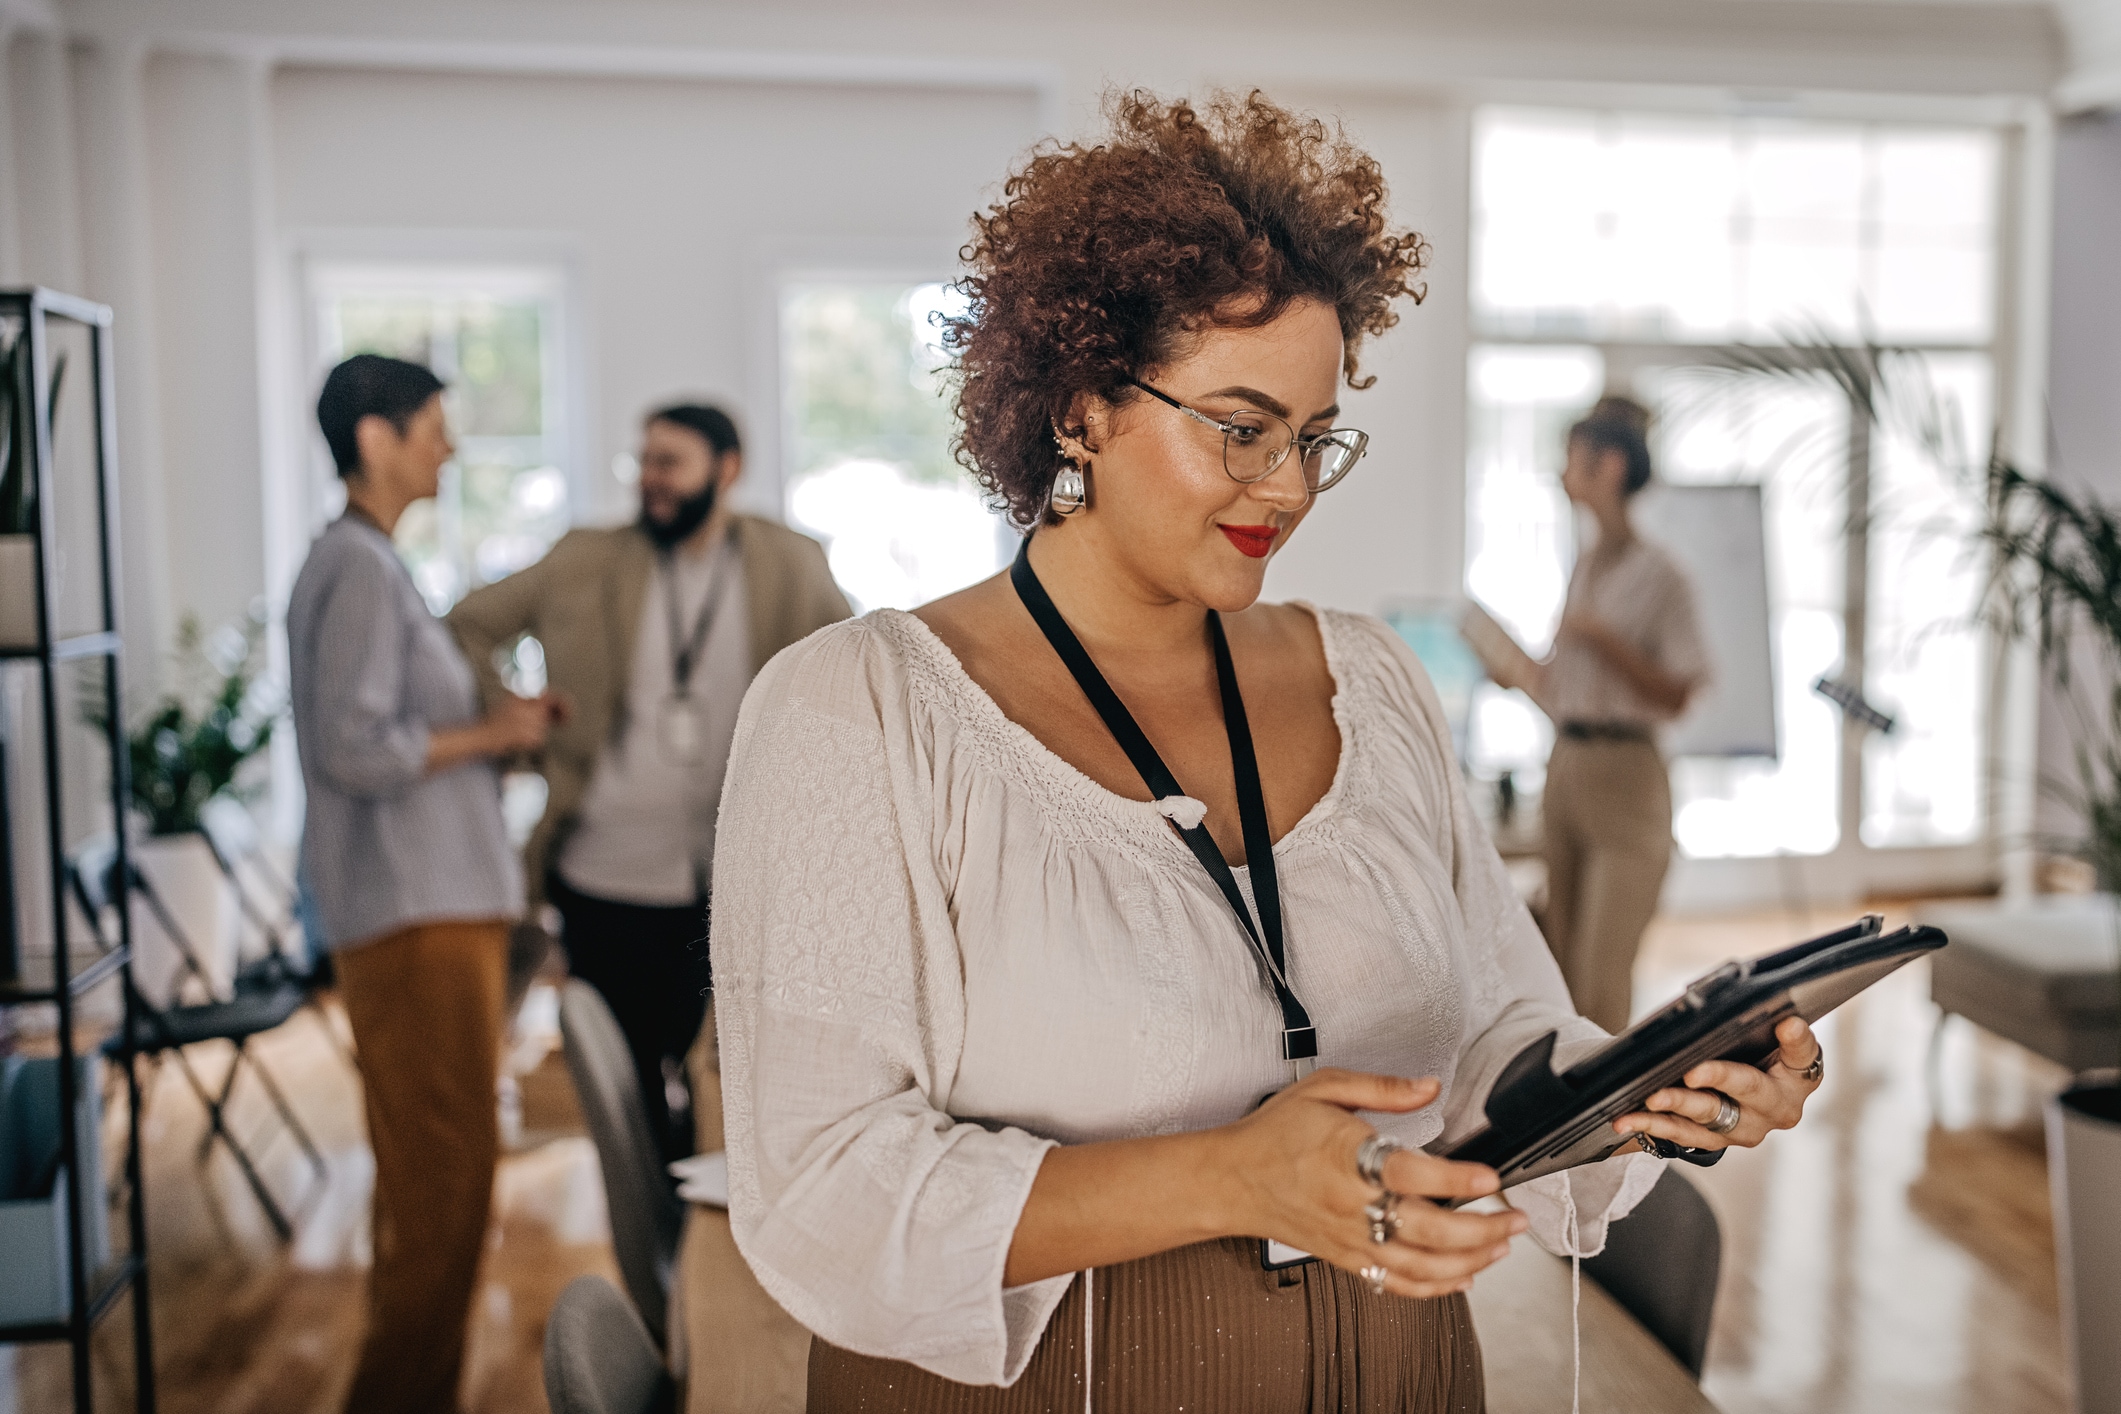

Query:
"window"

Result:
[[1468, 107, 2000, 859], [780, 282, 1009, 613], [310, 263, 571, 612]]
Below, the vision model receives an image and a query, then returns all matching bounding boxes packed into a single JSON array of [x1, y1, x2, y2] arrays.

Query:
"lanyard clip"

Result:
[[1281, 1025, 1318, 1062]]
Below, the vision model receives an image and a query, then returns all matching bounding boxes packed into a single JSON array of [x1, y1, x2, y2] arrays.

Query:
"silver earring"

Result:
[[1050, 462, 1087, 516]]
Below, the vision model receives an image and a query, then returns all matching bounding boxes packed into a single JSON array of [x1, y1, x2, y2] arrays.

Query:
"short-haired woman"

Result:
[[1486, 396, 1710, 1035], [288, 353, 563, 1414], [715, 96, 1817, 1411]]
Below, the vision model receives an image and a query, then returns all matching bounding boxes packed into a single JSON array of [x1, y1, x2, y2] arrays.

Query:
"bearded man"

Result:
[[450, 403, 849, 1164]]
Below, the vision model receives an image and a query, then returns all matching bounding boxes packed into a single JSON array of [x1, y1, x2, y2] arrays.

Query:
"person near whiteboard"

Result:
[[1480, 396, 1709, 1031]]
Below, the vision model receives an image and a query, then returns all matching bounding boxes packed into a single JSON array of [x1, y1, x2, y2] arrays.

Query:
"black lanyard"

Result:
[[662, 530, 736, 698], [1010, 540, 1318, 1070]]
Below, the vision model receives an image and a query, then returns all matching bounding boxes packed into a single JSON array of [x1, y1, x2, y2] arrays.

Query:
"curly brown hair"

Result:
[[945, 90, 1430, 529]]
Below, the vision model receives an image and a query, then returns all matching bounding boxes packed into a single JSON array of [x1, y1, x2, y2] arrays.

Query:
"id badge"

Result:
[[1261, 1239, 1315, 1271], [658, 696, 707, 765]]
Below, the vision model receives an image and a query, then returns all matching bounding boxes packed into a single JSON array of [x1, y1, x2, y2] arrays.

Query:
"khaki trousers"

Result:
[[1541, 738, 1672, 1033], [335, 919, 510, 1414]]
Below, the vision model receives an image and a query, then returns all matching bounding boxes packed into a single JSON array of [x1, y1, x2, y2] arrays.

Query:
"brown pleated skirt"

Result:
[[807, 1238, 1485, 1413]]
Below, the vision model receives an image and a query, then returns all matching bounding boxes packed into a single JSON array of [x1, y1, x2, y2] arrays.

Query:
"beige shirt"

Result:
[[557, 532, 750, 904], [714, 606, 1661, 1386], [1539, 532, 1709, 729]]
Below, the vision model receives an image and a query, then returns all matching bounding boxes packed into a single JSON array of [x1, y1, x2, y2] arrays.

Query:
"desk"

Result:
[[679, 1008, 809, 1414], [1467, 1233, 1719, 1414], [676, 1204, 809, 1414]]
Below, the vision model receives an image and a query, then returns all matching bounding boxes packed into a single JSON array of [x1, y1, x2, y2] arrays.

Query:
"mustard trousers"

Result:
[[335, 919, 510, 1414]]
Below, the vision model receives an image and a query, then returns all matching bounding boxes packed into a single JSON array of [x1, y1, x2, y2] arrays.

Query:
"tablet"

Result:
[[1433, 915, 1946, 1200]]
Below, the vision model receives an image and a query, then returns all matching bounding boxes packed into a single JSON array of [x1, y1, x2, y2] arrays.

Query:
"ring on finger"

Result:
[[1364, 1191, 1402, 1245], [1356, 1134, 1406, 1189], [1704, 1091, 1742, 1136], [1360, 1263, 1389, 1296], [1786, 1052, 1824, 1084]]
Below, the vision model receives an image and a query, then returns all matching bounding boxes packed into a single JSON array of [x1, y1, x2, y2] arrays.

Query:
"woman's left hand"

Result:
[[1613, 1016, 1824, 1151]]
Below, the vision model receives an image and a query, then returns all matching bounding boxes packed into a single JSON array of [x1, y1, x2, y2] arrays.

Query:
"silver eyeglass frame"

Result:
[[1127, 378, 1368, 495]]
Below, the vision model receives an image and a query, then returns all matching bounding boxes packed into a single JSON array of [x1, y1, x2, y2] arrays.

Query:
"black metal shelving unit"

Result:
[[0, 287, 156, 1413]]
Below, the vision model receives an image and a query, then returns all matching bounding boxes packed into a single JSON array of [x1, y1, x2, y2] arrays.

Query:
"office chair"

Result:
[[1582, 1165, 1722, 1378], [544, 1274, 677, 1414], [558, 980, 684, 1344], [70, 844, 327, 1242]]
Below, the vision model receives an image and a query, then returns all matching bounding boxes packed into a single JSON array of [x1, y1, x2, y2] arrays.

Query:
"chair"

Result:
[[70, 845, 328, 1242], [197, 801, 359, 1069], [1582, 1166, 1721, 1378], [544, 1274, 676, 1414], [559, 980, 684, 1343]]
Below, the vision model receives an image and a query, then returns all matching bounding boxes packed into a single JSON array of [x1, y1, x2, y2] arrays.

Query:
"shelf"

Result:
[[0, 632, 121, 663], [0, 287, 114, 328], [0, 949, 130, 1005], [0, 1254, 143, 1345]]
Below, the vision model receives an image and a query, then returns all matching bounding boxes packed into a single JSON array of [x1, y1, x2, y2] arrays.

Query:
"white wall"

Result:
[[2034, 109, 2121, 846], [268, 68, 1041, 536], [1264, 97, 1472, 611], [146, 53, 270, 635]]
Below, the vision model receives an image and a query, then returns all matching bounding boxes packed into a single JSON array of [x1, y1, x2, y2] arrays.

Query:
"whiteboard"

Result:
[[1629, 483, 1777, 759]]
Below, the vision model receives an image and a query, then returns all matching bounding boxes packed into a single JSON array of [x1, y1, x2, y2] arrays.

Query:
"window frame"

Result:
[[1462, 101, 2030, 904]]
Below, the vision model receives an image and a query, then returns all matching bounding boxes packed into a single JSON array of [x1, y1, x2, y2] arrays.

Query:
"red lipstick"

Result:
[[1219, 524, 1279, 559]]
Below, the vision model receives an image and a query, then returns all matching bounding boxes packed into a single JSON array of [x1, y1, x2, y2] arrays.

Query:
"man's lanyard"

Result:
[[1010, 540, 1319, 1071], [662, 527, 737, 699]]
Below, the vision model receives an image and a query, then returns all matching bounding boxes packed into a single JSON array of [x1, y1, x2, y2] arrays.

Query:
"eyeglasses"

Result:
[[1127, 379, 1368, 495]]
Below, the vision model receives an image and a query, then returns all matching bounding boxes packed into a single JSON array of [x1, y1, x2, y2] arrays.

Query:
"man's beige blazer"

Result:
[[447, 514, 851, 906]]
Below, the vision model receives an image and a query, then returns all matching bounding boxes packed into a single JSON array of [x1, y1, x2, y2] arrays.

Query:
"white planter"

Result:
[[129, 832, 238, 1006], [0, 534, 36, 650], [2049, 1070, 2121, 1414]]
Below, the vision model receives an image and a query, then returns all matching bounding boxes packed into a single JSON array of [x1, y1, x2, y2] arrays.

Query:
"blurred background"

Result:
[[2, 1, 2120, 1411]]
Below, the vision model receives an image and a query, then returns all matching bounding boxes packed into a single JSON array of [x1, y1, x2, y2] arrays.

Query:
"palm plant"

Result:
[[1697, 334, 2120, 1093], [1980, 460, 2121, 891]]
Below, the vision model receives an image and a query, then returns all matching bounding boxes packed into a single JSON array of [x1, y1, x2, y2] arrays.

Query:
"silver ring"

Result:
[[1364, 1192, 1402, 1245], [1704, 1092, 1742, 1136], [1360, 1263, 1389, 1296], [1355, 1134, 1406, 1189], [1787, 1052, 1824, 1084]]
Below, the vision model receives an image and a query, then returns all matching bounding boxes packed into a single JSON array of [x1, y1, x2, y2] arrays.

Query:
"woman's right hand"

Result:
[[482, 693, 557, 755], [1217, 1068, 1528, 1299]]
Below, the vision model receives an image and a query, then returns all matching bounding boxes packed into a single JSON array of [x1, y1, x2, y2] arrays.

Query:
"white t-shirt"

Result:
[[713, 606, 1662, 1386], [557, 531, 750, 905]]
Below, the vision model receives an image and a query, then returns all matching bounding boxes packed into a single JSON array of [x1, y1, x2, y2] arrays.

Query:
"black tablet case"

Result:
[[1433, 915, 1947, 1200]]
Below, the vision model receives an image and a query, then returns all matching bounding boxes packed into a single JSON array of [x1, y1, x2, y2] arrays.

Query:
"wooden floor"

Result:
[[7, 987, 618, 1414], [1636, 905, 2070, 1414], [3, 902, 2073, 1414]]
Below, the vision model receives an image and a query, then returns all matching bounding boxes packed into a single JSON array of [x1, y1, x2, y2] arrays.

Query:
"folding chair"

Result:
[[196, 799, 356, 1068], [70, 844, 328, 1241]]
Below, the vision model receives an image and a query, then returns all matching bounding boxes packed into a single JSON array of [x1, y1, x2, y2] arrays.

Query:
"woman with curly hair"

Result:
[[713, 92, 1823, 1411]]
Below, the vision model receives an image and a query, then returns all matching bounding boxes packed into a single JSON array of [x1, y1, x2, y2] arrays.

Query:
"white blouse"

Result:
[[715, 605, 1661, 1387]]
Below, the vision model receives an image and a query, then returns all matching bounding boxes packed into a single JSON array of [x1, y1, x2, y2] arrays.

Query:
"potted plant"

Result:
[[86, 607, 282, 1004], [1980, 463, 2121, 1414]]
